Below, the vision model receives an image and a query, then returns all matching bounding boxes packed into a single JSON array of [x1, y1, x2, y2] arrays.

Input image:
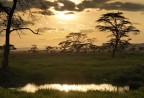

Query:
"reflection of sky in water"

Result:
[[19, 83, 129, 93]]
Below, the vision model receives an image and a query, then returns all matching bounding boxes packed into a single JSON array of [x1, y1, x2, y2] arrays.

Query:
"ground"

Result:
[[0, 52, 144, 98]]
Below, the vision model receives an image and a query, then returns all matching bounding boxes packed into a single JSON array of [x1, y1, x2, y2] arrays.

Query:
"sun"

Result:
[[69, 0, 84, 4], [56, 12, 76, 20], [49, 0, 83, 4]]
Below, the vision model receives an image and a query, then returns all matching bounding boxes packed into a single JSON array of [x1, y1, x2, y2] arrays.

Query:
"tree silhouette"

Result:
[[87, 38, 96, 45], [58, 40, 71, 52], [45, 46, 53, 53], [82, 38, 97, 52], [3, 44, 16, 51], [118, 39, 131, 52], [30, 45, 38, 53], [101, 43, 112, 52], [66, 32, 87, 53], [0, 1, 47, 70], [96, 12, 140, 57], [138, 47, 144, 52], [59, 33, 98, 53]]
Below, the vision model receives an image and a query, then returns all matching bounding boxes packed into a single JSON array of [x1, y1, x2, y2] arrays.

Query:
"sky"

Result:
[[0, 0, 144, 49]]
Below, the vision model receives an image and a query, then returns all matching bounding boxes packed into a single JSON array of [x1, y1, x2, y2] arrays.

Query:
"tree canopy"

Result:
[[96, 12, 140, 56]]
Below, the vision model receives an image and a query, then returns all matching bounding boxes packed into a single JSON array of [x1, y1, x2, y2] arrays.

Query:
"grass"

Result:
[[0, 52, 144, 97], [0, 52, 144, 88], [0, 87, 144, 98]]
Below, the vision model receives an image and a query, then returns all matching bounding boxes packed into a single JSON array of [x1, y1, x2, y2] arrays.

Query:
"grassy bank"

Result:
[[0, 87, 144, 98], [0, 52, 144, 88]]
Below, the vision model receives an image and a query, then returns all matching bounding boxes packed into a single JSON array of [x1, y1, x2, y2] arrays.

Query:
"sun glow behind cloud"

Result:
[[69, 0, 84, 4], [47, 0, 83, 4], [56, 11, 76, 20]]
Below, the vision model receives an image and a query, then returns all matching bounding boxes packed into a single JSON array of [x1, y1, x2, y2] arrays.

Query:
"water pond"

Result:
[[19, 83, 129, 93]]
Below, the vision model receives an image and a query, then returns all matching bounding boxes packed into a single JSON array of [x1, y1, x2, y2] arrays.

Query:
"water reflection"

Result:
[[19, 83, 129, 93]]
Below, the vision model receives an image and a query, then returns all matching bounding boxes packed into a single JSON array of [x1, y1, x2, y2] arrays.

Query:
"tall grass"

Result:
[[0, 87, 144, 98], [0, 52, 144, 87]]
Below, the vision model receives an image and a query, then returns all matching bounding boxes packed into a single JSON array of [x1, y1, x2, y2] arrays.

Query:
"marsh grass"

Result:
[[0, 52, 144, 87], [0, 52, 144, 97], [0, 87, 144, 98]]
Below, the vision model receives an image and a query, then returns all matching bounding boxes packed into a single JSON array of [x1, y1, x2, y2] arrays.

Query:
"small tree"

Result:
[[82, 38, 96, 52], [45, 46, 53, 53], [66, 32, 87, 52], [3, 44, 17, 51], [59, 33, 97, 53], [96, 12, 140, 57], [30, 45, 38, 53]]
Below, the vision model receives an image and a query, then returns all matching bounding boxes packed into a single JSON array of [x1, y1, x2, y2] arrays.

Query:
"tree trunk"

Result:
[[112, 39, 119, 57], [112, 46, 116, 57], [1, 0, 17, 70], [2, 34, 10, 70]]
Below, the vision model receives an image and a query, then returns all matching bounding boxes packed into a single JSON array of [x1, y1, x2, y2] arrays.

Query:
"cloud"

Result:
[[102, 2, 144, 11], [39, 38, 65, 41], [38, 27, 65, 32], [54, 0, 77, 11], [77, 0, 111, 11], [77, 0, 144, 12], [64, 12, 75, 14], [2, 0, 144, 14], [1, 0, 58, 13], [80, 29, 95, 33], [34, 10, 55, 15], [23, 21, 35, 25], [38, 27, 57, 32]]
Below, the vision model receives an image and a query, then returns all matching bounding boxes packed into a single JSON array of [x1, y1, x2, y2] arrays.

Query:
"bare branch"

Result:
[[10, 28, 39, 34], [16, 30, 22, 38], [0, 29, 6, 33]]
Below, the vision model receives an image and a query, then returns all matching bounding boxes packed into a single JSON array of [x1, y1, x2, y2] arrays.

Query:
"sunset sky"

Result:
[[0, 0, 144, 49]]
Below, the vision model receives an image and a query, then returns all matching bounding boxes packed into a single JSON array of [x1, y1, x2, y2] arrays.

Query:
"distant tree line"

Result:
[[28, 32, 144, 54], [30, 12, 139, 56]]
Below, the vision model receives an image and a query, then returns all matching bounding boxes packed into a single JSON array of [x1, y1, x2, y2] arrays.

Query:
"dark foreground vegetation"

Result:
[[0, 52, 144, 88], [0, 52, 144, 97], [0, 87, 144, 98]]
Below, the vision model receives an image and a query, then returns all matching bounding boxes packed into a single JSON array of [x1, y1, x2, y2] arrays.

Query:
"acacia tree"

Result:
[[82, 38, 96, 52], [66, 32, 87, 52], [59, 33, 97, 53], [58, 40, 71, 52], [96, 12, 140, 57], [0, 0, 47, 70]]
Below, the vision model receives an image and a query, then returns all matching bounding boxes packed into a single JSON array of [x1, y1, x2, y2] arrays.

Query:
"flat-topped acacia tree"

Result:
[[96, 12, 140, 57], [0, 0, 47, 71], [66, 32, 87, 53]]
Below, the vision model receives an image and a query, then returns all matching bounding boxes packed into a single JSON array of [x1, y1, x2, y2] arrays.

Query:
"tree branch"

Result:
[[0, 29, 6, 33], [10, 28, 39, 34]]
